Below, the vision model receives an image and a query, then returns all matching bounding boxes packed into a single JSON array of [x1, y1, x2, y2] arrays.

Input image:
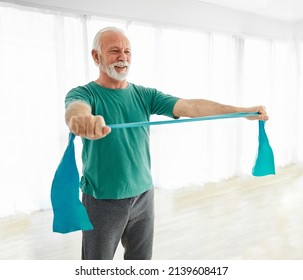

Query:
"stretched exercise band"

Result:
[[51, 112, 275, 233]]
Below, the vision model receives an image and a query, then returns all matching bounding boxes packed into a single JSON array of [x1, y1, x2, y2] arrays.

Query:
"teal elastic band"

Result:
[[108, 112, 259, 129], [51, 133, 93, 233], [252, 120, 275, 176], [51, 112, 275, 234]]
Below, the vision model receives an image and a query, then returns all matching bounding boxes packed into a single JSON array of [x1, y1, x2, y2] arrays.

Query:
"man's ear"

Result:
[[92, 49, 100, 65]]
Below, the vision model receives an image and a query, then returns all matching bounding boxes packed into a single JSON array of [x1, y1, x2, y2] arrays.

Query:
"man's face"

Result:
[[99, 32, 131, 81]]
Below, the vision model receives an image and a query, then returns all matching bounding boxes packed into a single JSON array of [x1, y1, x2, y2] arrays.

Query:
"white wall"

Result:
[[2, 0, 296, 40], [295, 20, 303, 41]]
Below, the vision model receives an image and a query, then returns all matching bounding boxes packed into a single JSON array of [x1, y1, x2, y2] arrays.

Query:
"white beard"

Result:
[[103, 61, 130, 81]]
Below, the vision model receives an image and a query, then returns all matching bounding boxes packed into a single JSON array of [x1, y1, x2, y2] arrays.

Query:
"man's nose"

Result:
[[118, 51, 128, 61]]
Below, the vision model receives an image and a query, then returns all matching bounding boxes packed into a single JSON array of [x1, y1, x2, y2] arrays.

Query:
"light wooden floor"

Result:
[[1, 164, 303, 260]]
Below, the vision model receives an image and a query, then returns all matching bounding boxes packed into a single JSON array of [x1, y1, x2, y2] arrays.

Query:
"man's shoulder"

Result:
[[129, 83, 157, 95], [69, 81, 95, 92]]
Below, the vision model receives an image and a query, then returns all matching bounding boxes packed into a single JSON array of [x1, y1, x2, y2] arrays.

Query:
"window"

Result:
[[0, 3, 302, 216]]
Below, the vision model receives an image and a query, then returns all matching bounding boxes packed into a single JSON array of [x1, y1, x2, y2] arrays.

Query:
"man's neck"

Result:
[[95, 75, 128, 89]]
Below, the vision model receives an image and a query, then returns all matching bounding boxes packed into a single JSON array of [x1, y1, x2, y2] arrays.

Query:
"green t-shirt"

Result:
[[65, 81, 180, 199]]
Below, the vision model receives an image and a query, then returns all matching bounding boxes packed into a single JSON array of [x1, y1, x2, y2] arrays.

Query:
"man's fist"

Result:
[[68, 115, 111, 140]]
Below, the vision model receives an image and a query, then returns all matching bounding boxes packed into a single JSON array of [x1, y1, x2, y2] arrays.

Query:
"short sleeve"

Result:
[[65, 86, 93, 109], [149, 89, 180, 118]]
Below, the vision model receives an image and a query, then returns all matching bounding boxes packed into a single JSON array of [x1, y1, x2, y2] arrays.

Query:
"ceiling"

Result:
[[194, 0, 303, 21]]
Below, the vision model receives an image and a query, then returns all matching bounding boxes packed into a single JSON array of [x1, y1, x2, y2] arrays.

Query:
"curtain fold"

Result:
[[0, 3, 302, 216]]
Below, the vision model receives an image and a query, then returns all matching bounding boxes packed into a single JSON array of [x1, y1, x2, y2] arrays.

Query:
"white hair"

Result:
[[92, 27, 126, 52]]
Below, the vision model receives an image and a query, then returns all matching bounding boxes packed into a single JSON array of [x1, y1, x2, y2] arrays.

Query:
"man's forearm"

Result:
[[173, 99, 247, 118], [173, 98, 268, 121]]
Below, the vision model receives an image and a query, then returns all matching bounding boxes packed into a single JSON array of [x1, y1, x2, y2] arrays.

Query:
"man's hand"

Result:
[[245, 106, 269, 121], [65, 101, 111, 140], [68, 115, 111, 140]]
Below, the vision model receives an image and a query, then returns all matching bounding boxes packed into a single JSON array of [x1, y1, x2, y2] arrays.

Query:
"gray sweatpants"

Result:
[[81, 188, 154, 260]]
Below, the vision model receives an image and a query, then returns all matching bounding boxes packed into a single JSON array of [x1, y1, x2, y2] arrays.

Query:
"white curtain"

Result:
[[0, 3, 302, 217]]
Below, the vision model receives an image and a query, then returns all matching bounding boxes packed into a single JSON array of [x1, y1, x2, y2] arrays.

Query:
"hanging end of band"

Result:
[[252, 121, 276, 177]]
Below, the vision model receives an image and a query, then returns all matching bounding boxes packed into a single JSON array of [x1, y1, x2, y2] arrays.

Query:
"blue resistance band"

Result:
[[51, 112, 275, 234]]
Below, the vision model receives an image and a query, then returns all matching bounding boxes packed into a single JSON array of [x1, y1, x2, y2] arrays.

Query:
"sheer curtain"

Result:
[[0, 3, 302, 216]]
